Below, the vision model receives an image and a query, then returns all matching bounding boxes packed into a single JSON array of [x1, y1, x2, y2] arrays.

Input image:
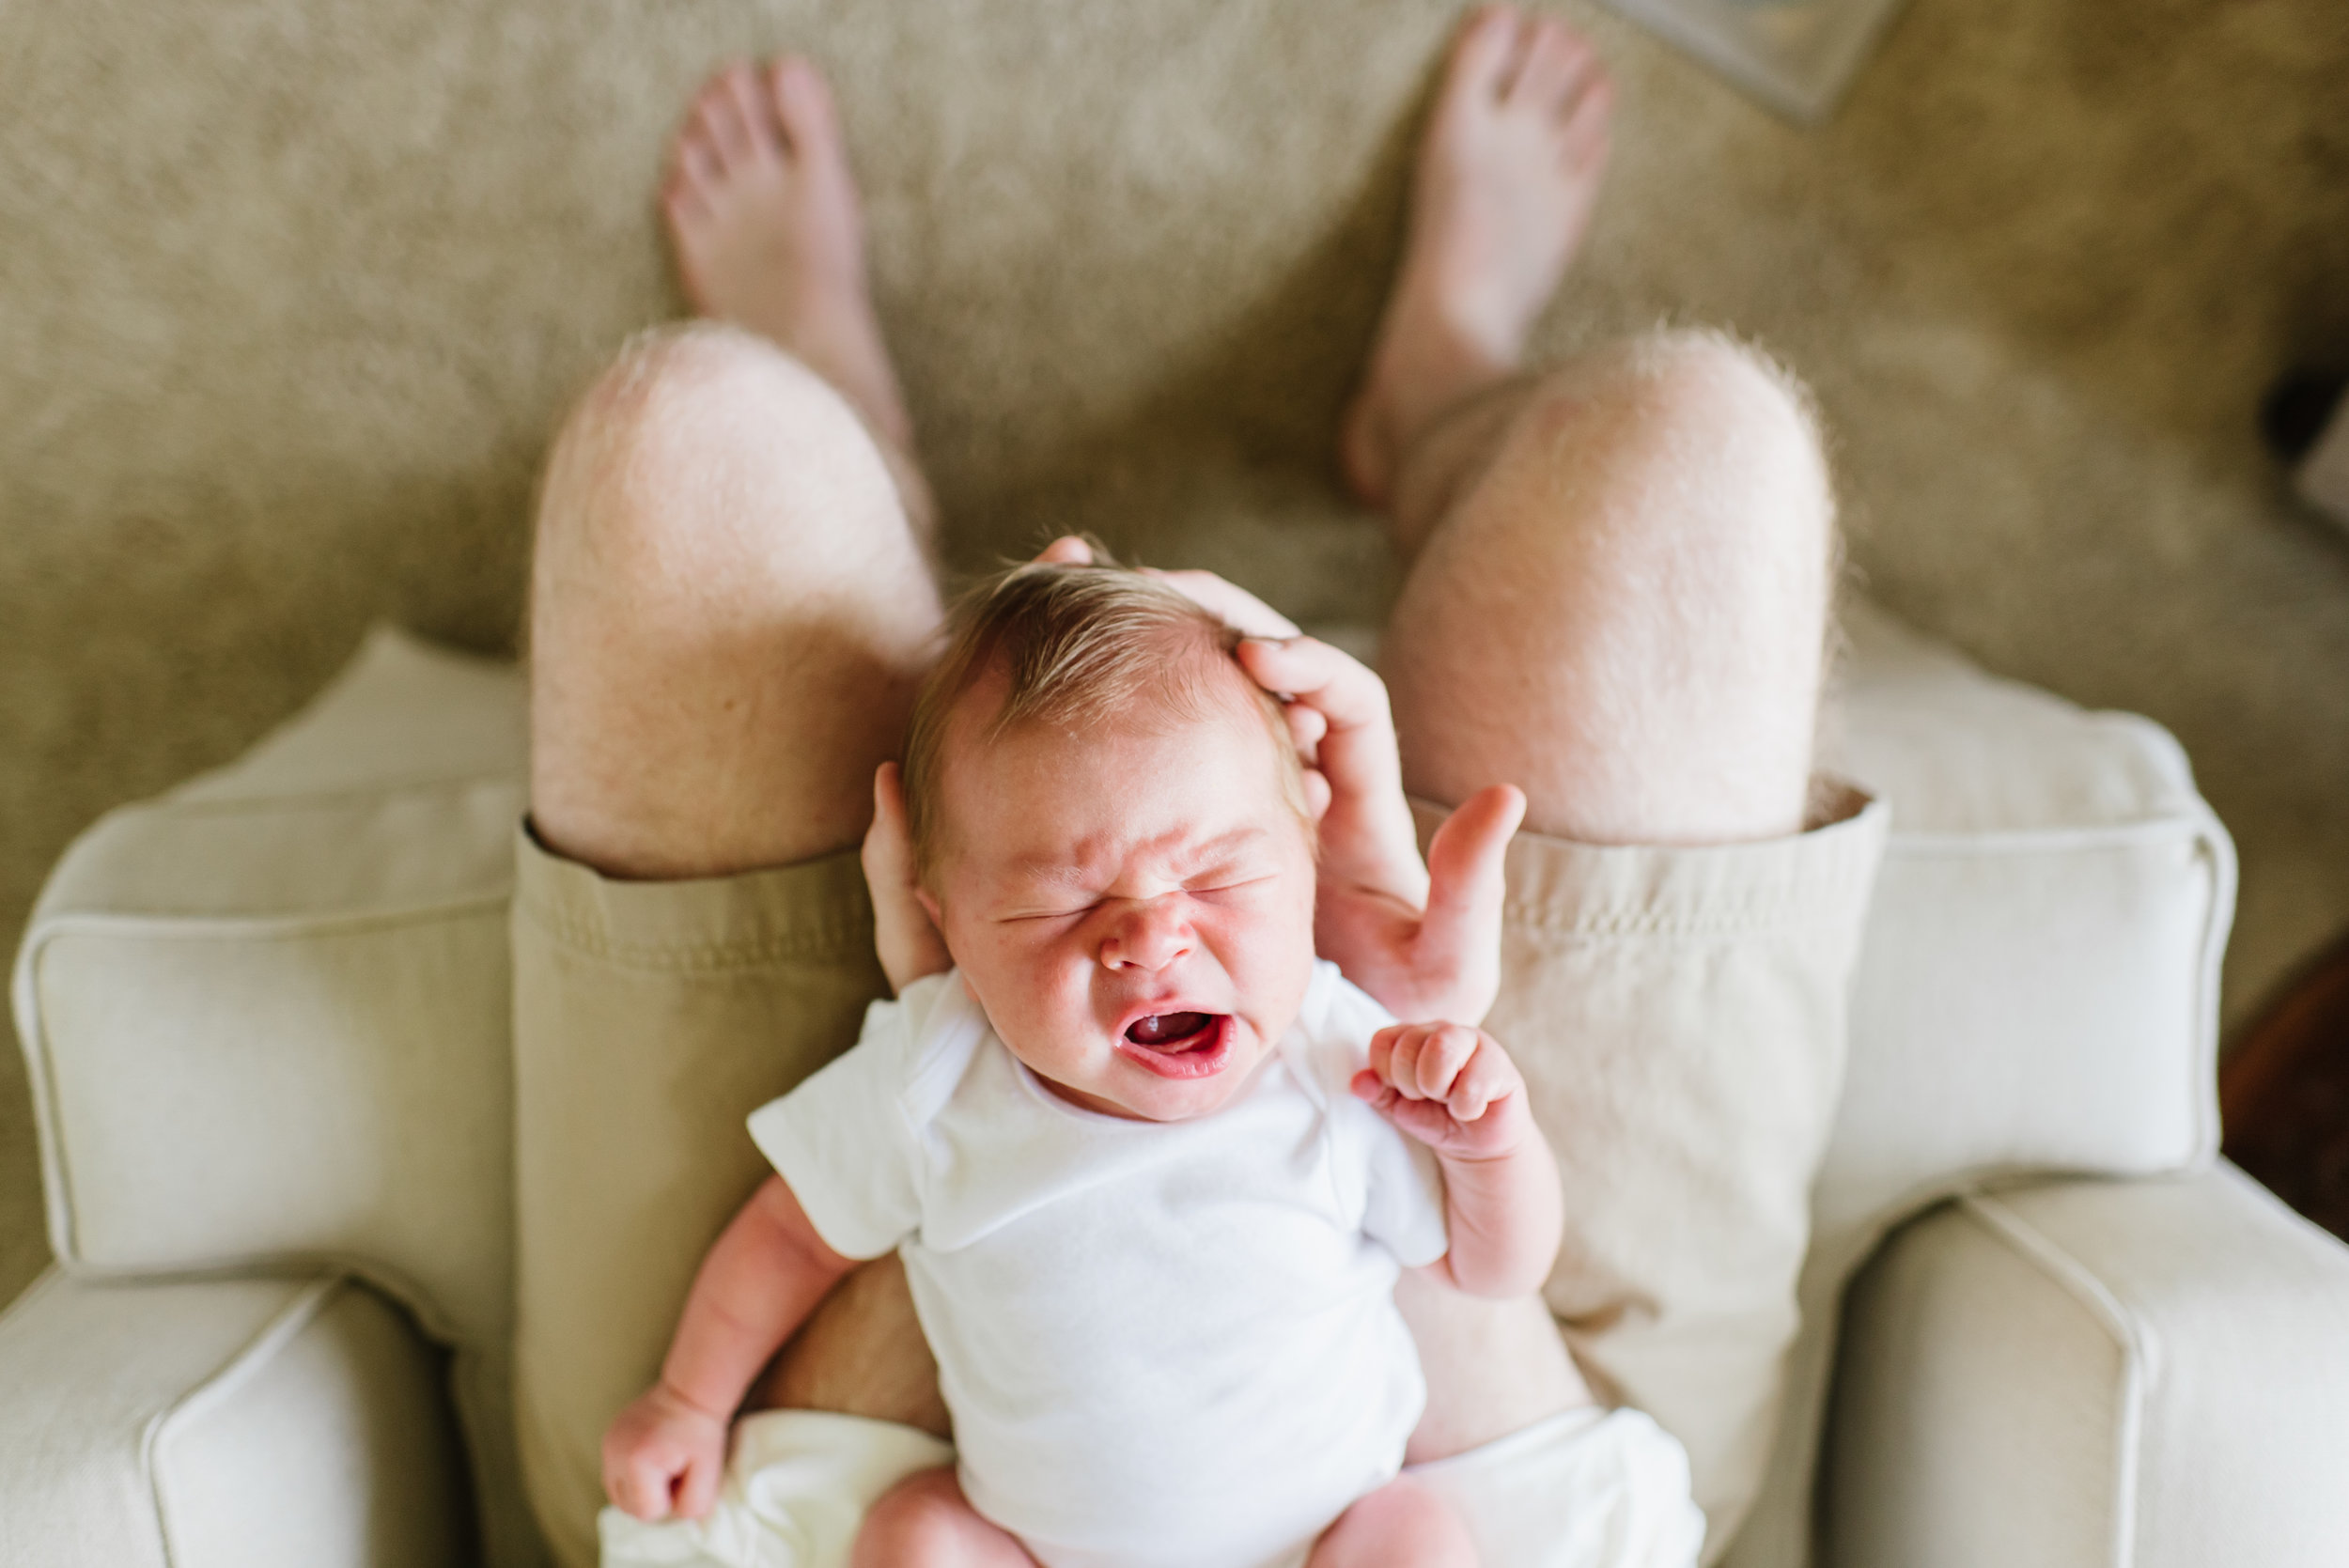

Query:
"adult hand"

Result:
[[862, 762, 952, 994], [1237, 634, 1524, 1027], [1038, 537, 1523, 1025]]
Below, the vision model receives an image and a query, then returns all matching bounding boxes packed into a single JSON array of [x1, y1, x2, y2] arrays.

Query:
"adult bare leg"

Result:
[[533, 61, 940, 880], [1346, 8, 1834, 1463], [525, 54, 951, 1488]]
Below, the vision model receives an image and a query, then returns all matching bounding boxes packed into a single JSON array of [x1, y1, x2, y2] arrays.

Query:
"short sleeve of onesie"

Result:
[[746, 978, 943, 1261], [1309, 967, 1451, 1271]]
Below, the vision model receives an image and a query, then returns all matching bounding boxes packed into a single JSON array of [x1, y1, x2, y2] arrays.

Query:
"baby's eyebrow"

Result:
[[1171, 827, 1270, 871], [1005, 826, 1271, 887]]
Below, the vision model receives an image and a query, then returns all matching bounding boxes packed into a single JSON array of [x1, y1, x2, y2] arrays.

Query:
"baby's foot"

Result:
[[1342, 7, 1614, 509], [662, 58, 914, 451]]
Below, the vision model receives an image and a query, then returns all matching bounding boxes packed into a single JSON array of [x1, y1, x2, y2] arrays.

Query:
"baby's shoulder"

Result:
[[1285, 959, 1397, 1098], [855, 970, 993, 1119]]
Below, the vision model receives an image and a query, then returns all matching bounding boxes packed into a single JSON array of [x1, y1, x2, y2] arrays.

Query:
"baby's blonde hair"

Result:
[[901, 556, 1311, 880]]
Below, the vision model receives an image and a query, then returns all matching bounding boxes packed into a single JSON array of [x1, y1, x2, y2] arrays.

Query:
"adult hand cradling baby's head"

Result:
[[1038, 537, 1524, 1031]]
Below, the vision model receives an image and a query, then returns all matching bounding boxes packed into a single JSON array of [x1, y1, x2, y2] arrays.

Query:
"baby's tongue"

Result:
[[1126, 1012, 1212, 1049]]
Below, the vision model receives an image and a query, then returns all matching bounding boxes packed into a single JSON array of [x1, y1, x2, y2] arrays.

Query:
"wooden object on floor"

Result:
[[2222, 929, 2349, 1244]]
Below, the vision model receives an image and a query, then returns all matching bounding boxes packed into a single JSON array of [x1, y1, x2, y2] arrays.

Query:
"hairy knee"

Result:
[[562, 323, 857, 479], [534, 321, 896, 582], [1509, 328, 1834, 565], [1537, 327, 1815, 451]]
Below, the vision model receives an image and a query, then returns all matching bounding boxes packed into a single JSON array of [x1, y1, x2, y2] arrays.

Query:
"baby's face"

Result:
[[921, 676, 1317, 1123]]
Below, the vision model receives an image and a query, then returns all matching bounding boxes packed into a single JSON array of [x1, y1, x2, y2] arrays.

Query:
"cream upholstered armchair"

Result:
[[7, 602, 2349, 1568]]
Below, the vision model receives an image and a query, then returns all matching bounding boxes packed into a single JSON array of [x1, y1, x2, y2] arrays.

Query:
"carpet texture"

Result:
[[3, 0, 2346, 1316]]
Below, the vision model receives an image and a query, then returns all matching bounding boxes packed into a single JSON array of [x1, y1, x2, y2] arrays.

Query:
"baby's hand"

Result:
[[1352, 1021, 1532, 1161], [601, 1379, 729, 1523]]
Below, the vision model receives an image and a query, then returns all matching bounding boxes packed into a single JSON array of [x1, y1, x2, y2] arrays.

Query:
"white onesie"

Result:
[[749, 958, 1449, 1568]]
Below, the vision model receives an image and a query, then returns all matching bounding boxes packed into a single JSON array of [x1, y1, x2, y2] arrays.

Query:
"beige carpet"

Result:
[[4, 0, 2346, 1310]]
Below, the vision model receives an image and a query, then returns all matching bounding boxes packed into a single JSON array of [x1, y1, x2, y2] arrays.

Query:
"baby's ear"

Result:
[[915, 886, 944, 927]]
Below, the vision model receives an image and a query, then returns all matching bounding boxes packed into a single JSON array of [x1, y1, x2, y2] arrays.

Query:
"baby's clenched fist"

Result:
[[602, 1378, 728, 1523], [1350, 1020, 1530, 1160]]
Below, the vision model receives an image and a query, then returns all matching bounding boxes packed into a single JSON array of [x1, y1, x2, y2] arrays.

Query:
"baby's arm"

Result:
[[1353, 1023, 1563, 1297], [602, 1173, 858, 1521]]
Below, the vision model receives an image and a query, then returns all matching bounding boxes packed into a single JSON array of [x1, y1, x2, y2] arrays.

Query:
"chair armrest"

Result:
[[0, 1268, 472, 1568], [1823, 1164, 2349, 1568]]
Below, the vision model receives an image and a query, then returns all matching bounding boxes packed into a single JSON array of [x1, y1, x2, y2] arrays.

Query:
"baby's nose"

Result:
[[1100, 900, 1193, 970]]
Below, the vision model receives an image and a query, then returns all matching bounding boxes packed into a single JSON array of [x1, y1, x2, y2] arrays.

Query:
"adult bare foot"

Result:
[[1341, 6, 1613, 510], [662, 57, 916, 454]]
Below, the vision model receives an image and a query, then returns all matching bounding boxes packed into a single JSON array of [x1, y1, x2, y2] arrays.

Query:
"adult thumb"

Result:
[[1422, 784, 1525, 1025]]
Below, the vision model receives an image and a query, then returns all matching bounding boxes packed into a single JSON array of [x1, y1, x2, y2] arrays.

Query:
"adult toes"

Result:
[[692, 70, 754, 170], [1560, 70, 1614, 168], [770, 54, 840, 159], [1511, 17, 1579, 108], [673, 124, 723, 198], [1448, 5, 1525, 102], [723, 59, 782, 162], [661, 174, 710, 230], [1547, 30, 1603, 116]]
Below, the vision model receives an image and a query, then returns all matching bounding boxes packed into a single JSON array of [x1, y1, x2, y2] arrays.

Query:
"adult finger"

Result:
[[1237, 637, 1423, 892], [1142, 567, 1301, 639], [863, 763, 951, 991], [1034, 535, 1094, 565], [1285, 701, 1329, 762], [1420, 784, 1526, 1025], [1237, 637, 1406, 794], [1301, 768, 1333, 823], [861, 763, 914, 886]]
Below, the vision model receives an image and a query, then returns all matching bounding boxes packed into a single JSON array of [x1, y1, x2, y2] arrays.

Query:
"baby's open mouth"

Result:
[[1123, 1012, 1219, 1052]]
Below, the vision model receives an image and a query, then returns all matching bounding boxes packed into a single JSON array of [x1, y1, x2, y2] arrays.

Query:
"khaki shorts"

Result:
[[511, 791, 1887, 1568]]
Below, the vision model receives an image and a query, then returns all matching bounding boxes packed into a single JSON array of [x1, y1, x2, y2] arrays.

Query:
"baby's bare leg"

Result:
[[1310, 1476, 1475, 1568], [852, 1467, 1038, 1567]]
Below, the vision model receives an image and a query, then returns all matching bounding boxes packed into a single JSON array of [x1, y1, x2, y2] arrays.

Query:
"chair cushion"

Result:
[[10, 603, 2231, 1567], [1726, 599, 2230, 1568], [1826, 1166, 2349, 1568], [0, 1268, 470, 1568], [10, 628, 537, 1566]]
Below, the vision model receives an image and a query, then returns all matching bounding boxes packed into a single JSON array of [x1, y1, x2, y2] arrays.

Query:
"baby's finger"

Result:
[[1377, 1089, 1466, 1149], [1391, 1023, 1447, 1098], [1414, 1023, 1481, 1102], [678, 1450, 723, 1521], [1458, 1035, 1521, 1121], [1372, 1023, 1419, 1098], [615, 1455, 672, 1522]]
